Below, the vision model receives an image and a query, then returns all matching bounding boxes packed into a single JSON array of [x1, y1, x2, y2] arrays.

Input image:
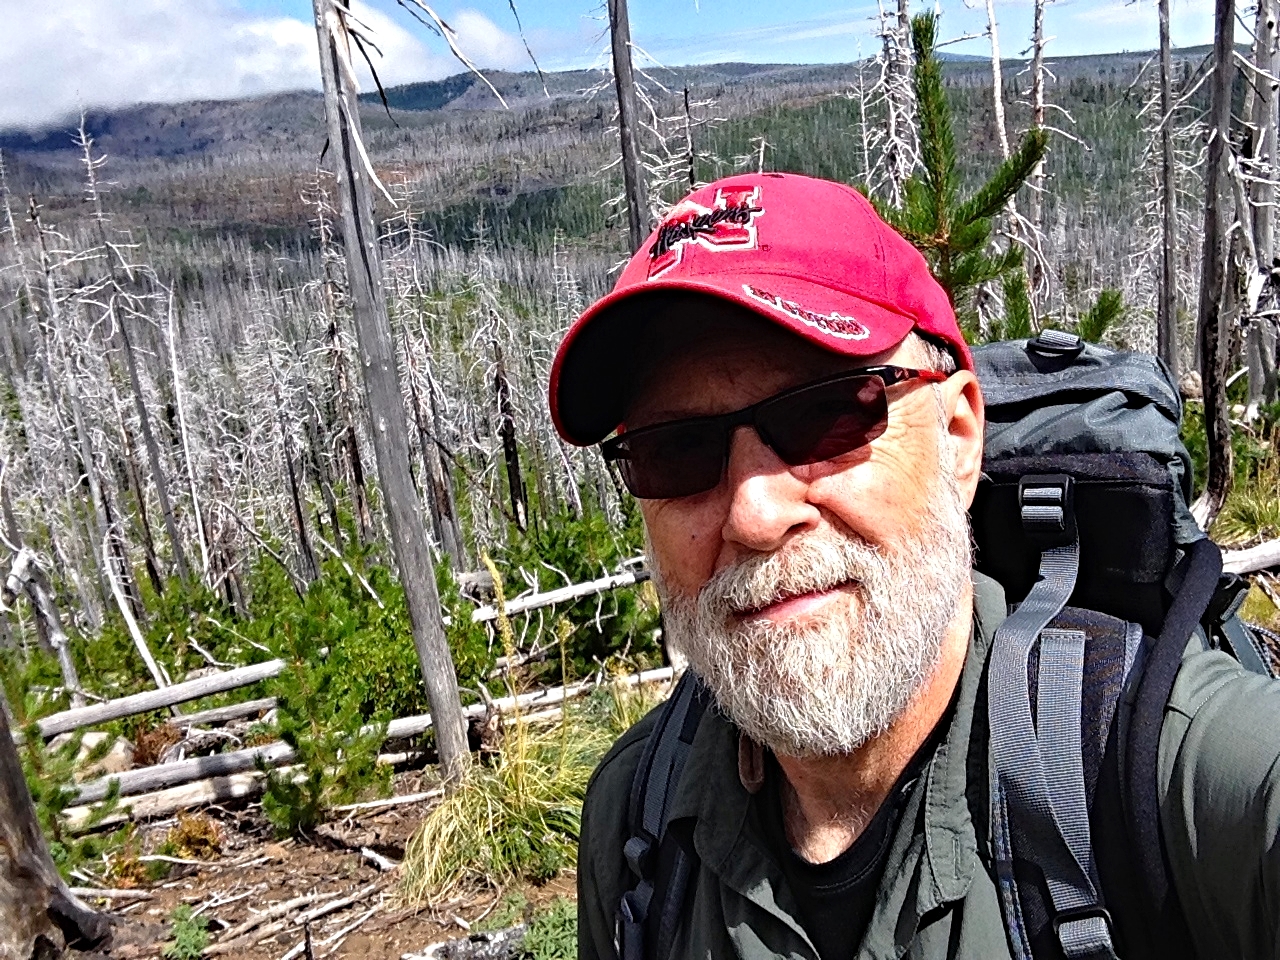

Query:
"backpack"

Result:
[[615, 330, 1277, 960]]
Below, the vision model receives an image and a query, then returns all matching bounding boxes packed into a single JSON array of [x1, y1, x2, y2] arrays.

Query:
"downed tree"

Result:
[[63, 668, 675, 827], [1222, 538, 1280, 576], [0, 689, 109, 959], [27, 569, 648, 743], [29, 659, 287, 740]]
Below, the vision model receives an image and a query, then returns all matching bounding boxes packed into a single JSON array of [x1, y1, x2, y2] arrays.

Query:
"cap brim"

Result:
[[549, 273, 919, 446]]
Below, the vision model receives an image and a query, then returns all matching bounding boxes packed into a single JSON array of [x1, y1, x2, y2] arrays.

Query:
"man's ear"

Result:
[[943, 371, 985, 507]]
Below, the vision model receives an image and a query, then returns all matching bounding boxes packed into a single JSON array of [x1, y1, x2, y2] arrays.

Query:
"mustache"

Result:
[[695, 532, 887, 619]]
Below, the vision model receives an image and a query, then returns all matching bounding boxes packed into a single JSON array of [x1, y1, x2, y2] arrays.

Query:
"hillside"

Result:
[[0, 46, 1211, 263]]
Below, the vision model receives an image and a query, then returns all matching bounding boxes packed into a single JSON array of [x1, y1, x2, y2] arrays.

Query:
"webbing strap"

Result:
[[990, 495, 1120, 960], [618, 672, 709, 960]]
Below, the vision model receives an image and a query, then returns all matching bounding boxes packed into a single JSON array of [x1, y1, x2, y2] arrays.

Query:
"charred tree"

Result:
[[1195, 0, 1237, 527], [492, 340, 527, 533], [1157, 0, 1181, 377], [0, 687, 110, 960], [311, 0, 468, 784], [608, 0, 649, 252]]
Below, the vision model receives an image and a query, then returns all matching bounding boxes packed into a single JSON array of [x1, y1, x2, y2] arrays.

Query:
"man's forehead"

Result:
[[625, 300, 910, 423]]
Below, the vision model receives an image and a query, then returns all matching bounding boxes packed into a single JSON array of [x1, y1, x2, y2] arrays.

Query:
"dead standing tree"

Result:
[[310, 0, 468, 784], [1157, 0, 1181, 376], [609, 0, 650, 252], [1194, 0, 1238, 528], [1243, 0, 1280, 413]]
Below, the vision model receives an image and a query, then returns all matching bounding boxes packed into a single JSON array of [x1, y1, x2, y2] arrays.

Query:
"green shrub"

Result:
[[259, 571, 393, 837], [497, 506, 661, 682], [162, 905, 209, 960], [522, 898, 578, 960]]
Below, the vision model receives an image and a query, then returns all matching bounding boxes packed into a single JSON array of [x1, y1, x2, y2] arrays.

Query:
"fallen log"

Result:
[[1223, 538, 1280, 575], [65, 669, 675, 825], [28, 569, 650, 742], [73, 742, 296, 805], [32, 659, 286, 740], [63, 771, 274, 831], [174, 698, 277, 729], [469, 568, 648, 623]]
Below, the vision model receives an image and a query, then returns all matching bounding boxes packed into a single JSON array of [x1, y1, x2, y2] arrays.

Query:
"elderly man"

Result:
[[548, 173, 1280, 960]]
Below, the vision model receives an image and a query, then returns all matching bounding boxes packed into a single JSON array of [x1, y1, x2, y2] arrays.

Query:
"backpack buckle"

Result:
[[1019, 475, 1076, 548], [1052, 905, 1117, 959]]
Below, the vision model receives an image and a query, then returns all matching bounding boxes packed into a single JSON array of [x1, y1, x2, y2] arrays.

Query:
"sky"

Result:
[[0, 0, 1219, 131]]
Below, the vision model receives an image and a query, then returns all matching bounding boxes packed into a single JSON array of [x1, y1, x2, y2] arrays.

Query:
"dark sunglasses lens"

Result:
[[759, 375, 888, 465], [615, 420, 727, 499]]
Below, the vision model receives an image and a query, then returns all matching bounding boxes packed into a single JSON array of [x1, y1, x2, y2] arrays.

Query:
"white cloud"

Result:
[[449, 9, 528, 69], [0, 0, 529, 131]]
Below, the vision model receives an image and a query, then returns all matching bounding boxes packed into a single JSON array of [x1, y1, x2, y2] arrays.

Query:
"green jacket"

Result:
[[577, 573, 1280, 960]]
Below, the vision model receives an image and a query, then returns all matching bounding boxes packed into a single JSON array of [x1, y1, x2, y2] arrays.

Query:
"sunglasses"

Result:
[[601, 366, 948, 499]]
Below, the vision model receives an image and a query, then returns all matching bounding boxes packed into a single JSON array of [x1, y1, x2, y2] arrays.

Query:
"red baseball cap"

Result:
[[549, 172, 971, 446]]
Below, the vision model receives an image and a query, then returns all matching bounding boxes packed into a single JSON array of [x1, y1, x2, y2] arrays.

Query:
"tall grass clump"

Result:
[[400, 712, 613, 900]]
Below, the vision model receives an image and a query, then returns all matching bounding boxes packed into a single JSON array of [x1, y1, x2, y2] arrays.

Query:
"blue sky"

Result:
[[240, 0, 1217, 65], [2, 0, 1218, 130]]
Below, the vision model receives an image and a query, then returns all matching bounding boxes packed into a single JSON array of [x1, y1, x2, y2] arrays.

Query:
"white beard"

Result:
[[652, 469, 972, 759]]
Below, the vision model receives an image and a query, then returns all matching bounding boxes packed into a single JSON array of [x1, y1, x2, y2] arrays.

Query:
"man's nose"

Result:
[[719, 426, 817, 553]]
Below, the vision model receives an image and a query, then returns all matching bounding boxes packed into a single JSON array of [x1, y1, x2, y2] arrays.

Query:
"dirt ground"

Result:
[[80, 768, 575, 960]]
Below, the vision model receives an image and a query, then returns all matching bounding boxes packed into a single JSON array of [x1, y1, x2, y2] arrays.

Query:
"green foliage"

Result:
[[1075, 288, 1125, 343], [259, 561, 394, 837], [521, 897, 578, 960], [992, 271, 1034, 341], [162, 905, 210, 960], [12, 725, 124, 880], [874, 13, 1048, 332], [497, 506, 660, 682], [1181, 406, 1278, 500]]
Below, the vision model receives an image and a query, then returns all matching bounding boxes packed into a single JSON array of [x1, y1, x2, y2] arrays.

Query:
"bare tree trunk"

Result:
[[115, 304, 191, 585], [986, 0, 1012, 161], [403, 328, 462, 569], [311, 0, 468, 784], [608, 0, 650, 252], [0, 685, 110, 960], [1158, 0, 1181, 378], [1248, 0, 1280, 411], [492, 341, 527, 533], [3, 550, 83, 709], [1028, 0, 1047, 299], [112, 394, 164, 598], [1195, 0, 1237, 528]]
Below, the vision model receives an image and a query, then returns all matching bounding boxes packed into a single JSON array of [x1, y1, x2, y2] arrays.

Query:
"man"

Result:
[[548, 173, 1280, 960]]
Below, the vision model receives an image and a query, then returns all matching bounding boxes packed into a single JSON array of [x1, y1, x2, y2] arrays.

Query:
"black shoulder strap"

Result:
[[617, 672, 709, 960], [1122, 536, 1222, 951]]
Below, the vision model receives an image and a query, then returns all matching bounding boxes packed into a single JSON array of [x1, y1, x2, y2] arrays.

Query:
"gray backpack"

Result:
[[617, 330, 1275, 960]]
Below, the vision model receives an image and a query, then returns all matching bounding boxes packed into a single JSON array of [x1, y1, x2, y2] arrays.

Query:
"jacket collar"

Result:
[[661, 572, 1008, 956]]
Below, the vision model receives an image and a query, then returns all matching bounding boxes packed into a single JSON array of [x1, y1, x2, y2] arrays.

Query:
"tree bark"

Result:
[[3, 549, 84, 709], [1028, 0, 1047, 300], [1195, 0, 1237, 527], [1247, 0, 1280, 409], [115, 307, 191, 584], [492, 340, 527, 533], [608, 0, 650, 252], [311, 0, 468, 785], [1158, 0, 1182, 377], [0, 687, 110, 959]]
